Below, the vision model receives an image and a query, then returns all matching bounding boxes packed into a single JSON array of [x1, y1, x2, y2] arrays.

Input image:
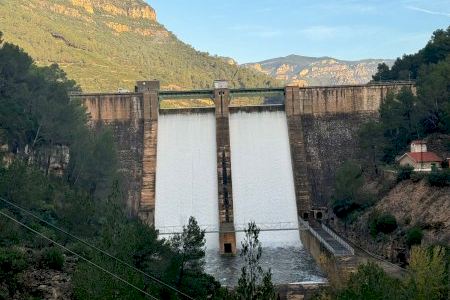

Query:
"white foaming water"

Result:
[[229, 111, 300, 248], [155, 113, 219, 250]]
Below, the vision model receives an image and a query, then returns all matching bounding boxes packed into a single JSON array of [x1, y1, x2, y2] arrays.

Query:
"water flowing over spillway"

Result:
[[155, 112, 219, 250], [155, 110, 324, 285], [229, 110, 300, 247], [206, 110, 324, 285]]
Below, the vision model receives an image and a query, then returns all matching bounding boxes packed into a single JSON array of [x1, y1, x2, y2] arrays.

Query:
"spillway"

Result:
[[155, 112, 219, 250], [155, 110, 324, 286], [229, 110, 300, 247], [205, 110, 323, 286]]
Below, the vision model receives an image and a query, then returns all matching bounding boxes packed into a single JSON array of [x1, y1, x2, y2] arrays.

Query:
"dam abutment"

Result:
[[285, 86, 314, 219]]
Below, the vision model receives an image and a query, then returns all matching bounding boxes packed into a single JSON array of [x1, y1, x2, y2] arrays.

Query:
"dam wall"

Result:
[[75, 82, 414, 220], [80, 93, 145, 215]]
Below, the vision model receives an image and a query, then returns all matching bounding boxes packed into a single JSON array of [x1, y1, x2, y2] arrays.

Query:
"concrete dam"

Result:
[[74, 80, 414, 284]]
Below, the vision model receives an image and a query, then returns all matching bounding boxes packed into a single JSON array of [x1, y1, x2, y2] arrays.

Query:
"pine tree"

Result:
[[170, 216, 206, 287], [235, 222, 276, 300]]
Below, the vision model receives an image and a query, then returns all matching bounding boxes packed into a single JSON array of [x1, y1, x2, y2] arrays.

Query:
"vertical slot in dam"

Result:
[[155, 112, 219, 250]]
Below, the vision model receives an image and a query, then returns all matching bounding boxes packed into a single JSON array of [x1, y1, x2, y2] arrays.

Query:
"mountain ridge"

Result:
[[0, 0, 278, 92], [244, 54, 394, 86]]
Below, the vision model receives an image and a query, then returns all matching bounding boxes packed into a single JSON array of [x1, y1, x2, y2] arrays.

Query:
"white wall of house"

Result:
[[399, 156, 441, 172]]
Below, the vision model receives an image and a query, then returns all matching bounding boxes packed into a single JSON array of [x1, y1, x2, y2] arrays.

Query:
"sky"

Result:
[[148, 0, 450, 64]]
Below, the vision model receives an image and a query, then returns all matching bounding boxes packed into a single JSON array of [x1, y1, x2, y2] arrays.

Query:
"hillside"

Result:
[[244, 54, 394, 86], [336, 178, 450, 264], [0, 0, 278, 92]]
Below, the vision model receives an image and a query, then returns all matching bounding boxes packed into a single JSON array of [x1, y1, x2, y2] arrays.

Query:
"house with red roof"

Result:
[[397, 140, 443, 172]]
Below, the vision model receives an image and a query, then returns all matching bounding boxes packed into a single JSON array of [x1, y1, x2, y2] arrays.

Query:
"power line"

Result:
[[0, 196, 194, 300], [0, 210, 159, 300]]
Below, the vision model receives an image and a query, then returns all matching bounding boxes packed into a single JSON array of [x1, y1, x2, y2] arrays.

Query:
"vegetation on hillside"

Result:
[[0, 0, 279, 92], [332, 26, 450, 216], [0, 34, 234, 299], [318, 245, 449, 300]]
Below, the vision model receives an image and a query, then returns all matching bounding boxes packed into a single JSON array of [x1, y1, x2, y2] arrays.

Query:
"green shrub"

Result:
[[397, 165, 414, 182], [370, 213, 398, 237], [40, 247, 65, 270], [442, 159, 449, 169], [410, 171, 426, 183], [406, 227, 423, 247], [331, 161, 364, 219], [427, 169, 450, 187], [0, 247, 28, 296]]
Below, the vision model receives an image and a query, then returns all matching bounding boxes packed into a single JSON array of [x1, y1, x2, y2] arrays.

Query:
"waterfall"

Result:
[[155, 112, 219, 250], [229, 110, 300, 248], [155, 110, 323, 285]]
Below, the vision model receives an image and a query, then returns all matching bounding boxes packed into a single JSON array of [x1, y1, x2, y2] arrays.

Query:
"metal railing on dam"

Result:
[[158, 87, 285, 100], [156, 81, 415, 101], [158, 219, 355, 257], [157, 221, 299, 235]]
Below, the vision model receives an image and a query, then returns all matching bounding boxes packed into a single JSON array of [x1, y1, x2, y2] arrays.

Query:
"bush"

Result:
[[40, 247, 65, 270], [406, 227, 423, 247], [336, 262, 402, 300], [370, 213, 398, 237], [410, 171, 426, 183], [397, 165, 414, 182], [331, 161, 364, 219], [0, 247, 28, 296], [427, 169, 450, 187], [442, 159, 449, 169]]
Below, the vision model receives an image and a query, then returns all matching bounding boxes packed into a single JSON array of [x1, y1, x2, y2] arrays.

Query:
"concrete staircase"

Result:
[[309, 222, 353, 256], [299, 218, 354, 257]]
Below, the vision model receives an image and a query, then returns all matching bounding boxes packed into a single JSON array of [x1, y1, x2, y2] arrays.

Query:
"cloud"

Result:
[[406, 5, 450, 17]]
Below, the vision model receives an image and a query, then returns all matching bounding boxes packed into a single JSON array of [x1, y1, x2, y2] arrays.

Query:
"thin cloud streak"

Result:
[[406, 5, 450, 17]]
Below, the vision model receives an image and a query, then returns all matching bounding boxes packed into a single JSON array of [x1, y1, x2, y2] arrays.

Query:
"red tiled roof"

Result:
[[406, 152, 443, 163]]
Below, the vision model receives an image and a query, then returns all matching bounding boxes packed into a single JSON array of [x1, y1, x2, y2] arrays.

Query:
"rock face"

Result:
[[70, 0, 156, 21], [245, 55, 394, 86]]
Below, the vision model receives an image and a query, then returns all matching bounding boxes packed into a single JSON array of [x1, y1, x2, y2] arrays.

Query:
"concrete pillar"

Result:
[[138, 82, 159, 226], [285, 86, 313, 219], [214, 81, 237, 255]]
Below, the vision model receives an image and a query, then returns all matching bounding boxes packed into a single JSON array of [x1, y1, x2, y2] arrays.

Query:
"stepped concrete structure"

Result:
[[72, 80, 415, 259]]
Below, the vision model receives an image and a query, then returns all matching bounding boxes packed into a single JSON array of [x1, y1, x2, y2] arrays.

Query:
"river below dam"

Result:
[[155, 111, 325, 285]]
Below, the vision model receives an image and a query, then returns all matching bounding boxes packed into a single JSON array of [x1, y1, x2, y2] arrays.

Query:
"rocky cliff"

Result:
[[0, 0, 277, 91], [245, 55, 394, 86]]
